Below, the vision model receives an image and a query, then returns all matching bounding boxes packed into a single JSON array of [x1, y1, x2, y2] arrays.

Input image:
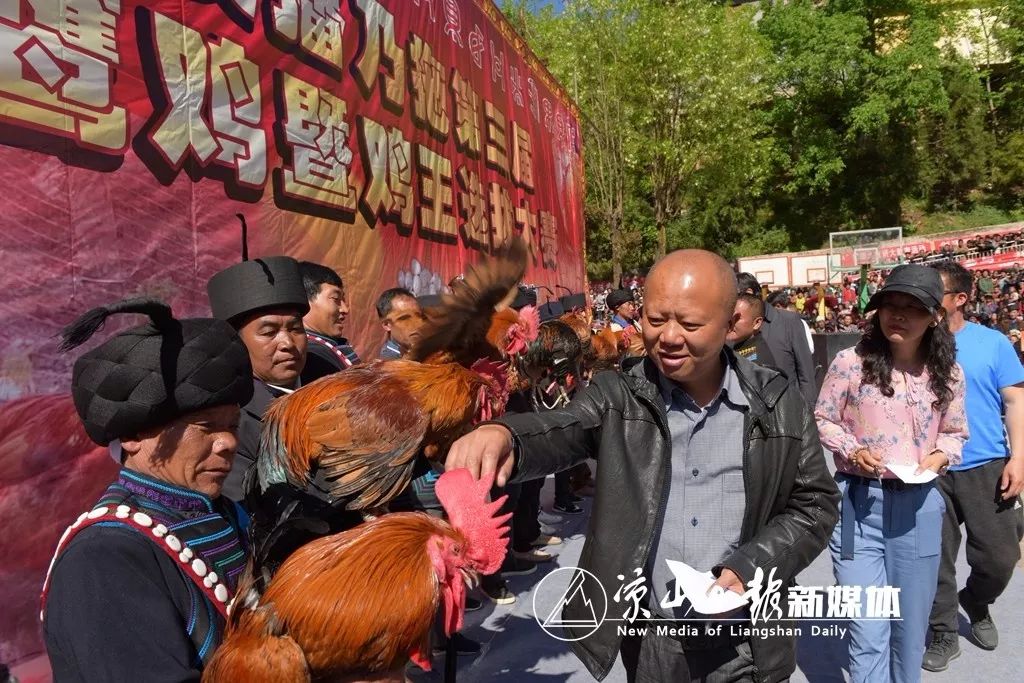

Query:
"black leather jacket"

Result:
[[498, 350, 839, 682]]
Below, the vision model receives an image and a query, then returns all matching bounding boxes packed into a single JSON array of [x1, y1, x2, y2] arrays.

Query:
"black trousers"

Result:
[[554, 471, 574, 506], [620, 629, 757, 683], [513, 478, 543, 552], [929, 458, 1024, 632]]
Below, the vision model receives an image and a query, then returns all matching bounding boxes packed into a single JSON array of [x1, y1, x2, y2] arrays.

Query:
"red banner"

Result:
[[0, 0, 584, 665]]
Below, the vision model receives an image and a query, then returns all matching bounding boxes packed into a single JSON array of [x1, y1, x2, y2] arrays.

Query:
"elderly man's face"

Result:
[[236, 307, 307, 386], [121, 404, 241, 498], [616, 300, 638, 320], [642, 261, 735, 385]]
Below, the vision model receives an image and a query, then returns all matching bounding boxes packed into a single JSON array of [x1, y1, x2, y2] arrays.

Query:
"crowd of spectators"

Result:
[[901, 229, 1024, 264], [588, 264, 1024, 363]]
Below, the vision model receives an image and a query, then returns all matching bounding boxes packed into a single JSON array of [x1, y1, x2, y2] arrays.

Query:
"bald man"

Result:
[[447, 250, 838, 683]]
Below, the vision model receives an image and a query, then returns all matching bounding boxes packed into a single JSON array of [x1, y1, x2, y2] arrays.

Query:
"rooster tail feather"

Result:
[[408, 237, 528, 363], [203, 605, 310, 683], [257, 417, 294, 491]]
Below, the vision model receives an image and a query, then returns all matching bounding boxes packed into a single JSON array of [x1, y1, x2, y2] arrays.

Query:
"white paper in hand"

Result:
[[885, 463, 939, 484], [663, 559, 749, 615]]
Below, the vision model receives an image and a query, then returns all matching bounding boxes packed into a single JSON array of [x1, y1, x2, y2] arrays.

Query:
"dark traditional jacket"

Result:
[[733, 333, 778, 369], [300, 330, 360, 384], [497, 351, 840, 683], [224, 379, 287, 503], [43, 469, 248, 682]]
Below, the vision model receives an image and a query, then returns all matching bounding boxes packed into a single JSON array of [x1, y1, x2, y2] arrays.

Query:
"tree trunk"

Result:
[[654, 197, 667, 259], [611, 231, 623, 286]]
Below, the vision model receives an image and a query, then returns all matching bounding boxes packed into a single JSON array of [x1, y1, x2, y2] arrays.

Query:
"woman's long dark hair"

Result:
[[855, 310, 958, 411]]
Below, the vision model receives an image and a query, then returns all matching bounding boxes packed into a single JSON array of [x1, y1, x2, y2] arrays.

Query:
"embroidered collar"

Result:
[[306, 329, 350, 346], [118, 469, 214, 514]]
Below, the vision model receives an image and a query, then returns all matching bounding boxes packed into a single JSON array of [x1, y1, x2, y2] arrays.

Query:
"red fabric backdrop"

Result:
[[0, 0, 584, 664]]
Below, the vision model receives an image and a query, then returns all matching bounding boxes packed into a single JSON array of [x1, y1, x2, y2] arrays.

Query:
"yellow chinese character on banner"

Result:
[[456, 166, 489, 251], [268, 0, 344, 74], [489, 182, 515, 250], [538, 209, 559, 269], [352, 0, 405, 109], [142, 11, 266, 189], [358, 116, 413, 229], [416, 145, 456, 240], [450, 68, 481, 157], [515, 198, 540, 265], [484, 101, 509, 176], [408, 34, 448, 139], [0, 0, 127, 152], [512, 121, 534, 191], [277, 72, 360, 212]]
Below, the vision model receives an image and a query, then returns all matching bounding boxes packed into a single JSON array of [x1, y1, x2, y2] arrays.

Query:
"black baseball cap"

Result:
[[866, 264, 943, 313]]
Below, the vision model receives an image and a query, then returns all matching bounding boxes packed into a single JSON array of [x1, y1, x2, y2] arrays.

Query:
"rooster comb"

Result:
[[435, 469, 511, 575]]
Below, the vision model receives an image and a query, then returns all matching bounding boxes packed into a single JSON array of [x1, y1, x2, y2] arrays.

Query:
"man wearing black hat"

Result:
[[207, 255, 309, 502], [737, 273, 817, 405], [607, 288, 640, 333], [299, 261, 362, 382], [43, 298, 254, 681]]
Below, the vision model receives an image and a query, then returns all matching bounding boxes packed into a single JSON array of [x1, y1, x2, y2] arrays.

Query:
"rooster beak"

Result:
[[460, 567, 481, 591]]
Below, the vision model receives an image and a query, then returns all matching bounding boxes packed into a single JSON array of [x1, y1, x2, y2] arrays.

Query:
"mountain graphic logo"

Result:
[[532, 566, 608, 641]]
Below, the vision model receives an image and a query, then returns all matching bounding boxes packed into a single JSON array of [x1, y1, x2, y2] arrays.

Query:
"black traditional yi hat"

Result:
[[606, 289, 635, 311], [206, 214, 309, 322], [207, 256, 308, 322], [60, 298, 254, 446]]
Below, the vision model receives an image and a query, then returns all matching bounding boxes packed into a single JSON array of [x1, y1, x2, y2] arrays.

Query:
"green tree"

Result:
[[628, 0, 773, 258], [510, 0, 645, 284], [915, 57, 992, 211]]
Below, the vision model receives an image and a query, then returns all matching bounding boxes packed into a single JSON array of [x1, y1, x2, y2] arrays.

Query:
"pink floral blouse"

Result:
[[815, 348, 969, 476]]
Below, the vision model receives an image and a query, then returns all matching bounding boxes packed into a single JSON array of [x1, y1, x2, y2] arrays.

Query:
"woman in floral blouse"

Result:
[[816, 264, 968, 683]]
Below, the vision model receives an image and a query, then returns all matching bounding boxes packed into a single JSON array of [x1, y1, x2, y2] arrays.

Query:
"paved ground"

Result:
[[413, 470, 1024, 683], [12, 467, 1022, 683]]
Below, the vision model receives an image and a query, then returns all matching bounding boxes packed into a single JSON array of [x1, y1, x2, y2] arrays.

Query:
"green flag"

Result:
[[858, 264, 871, 313]]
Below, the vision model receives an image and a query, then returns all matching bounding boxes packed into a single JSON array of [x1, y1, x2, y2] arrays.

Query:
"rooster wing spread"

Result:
[[303, 374, 430, 511], [409, 237, 527, 364]]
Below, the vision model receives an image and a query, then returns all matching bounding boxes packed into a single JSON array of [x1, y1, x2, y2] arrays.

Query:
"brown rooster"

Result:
[[255, 359, 510, 511], [590, 323, 638, 372], [204, 469, 510, 683], [244, 239, 538, 580]]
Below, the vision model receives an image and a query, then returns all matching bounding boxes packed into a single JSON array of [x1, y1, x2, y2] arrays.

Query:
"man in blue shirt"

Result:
[[923, 261, 1024, 671], [607, 288, 640, 333]]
